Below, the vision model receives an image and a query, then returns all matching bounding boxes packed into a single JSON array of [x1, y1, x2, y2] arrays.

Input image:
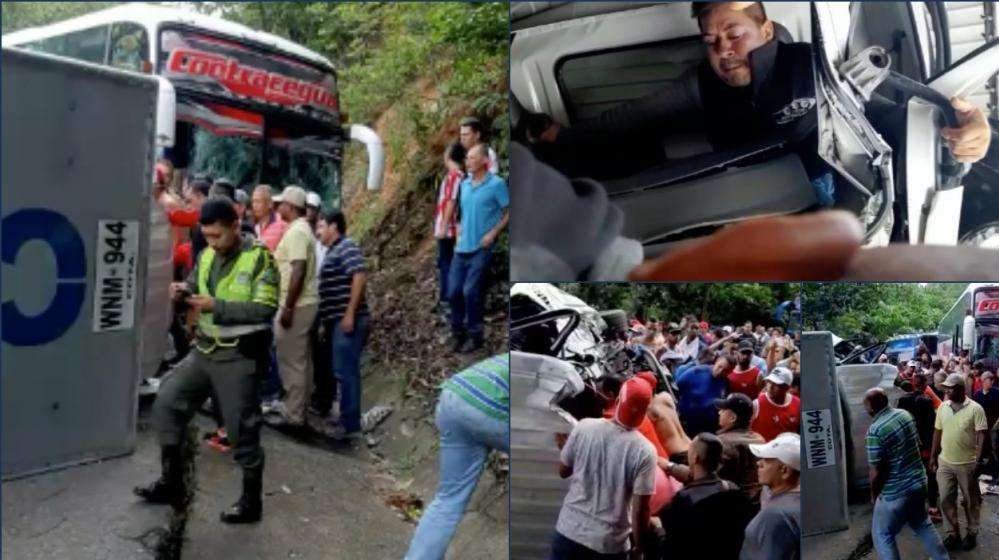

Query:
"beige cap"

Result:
[[941, 373, 965, 388], [275, 185, 307, 209]]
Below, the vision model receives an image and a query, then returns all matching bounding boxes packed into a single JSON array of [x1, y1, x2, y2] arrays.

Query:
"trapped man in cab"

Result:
[[529, 2, 990, 196]]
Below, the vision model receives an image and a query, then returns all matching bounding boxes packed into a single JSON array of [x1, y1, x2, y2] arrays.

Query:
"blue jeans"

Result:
[[261, 342, 282, 401], [436, 238, 455, 304], [332, 314, 369, 433], [448, 247, 491, 341], [404, 389, 509, 560], [872, 487, 948, 560]]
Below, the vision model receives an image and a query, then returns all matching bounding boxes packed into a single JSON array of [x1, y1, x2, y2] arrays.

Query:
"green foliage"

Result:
[[802, 283, 968, 343], [5, 1, 509, 251], [2, 2, 117, 34], [557, 283, 801, 328]]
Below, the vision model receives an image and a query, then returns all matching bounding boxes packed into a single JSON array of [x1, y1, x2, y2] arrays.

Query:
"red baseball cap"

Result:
[[635, 371, 658, 391], [614, 377, 653, 429]]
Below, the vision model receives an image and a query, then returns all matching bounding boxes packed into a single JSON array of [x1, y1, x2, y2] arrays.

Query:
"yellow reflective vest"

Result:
[[195, 243, 277, 353]]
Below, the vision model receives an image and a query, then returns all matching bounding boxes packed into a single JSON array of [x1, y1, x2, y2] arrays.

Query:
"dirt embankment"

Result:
[[341, 79, 509, 556]]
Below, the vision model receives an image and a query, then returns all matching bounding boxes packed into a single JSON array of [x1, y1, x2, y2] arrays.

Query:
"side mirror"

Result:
[[348, 124, 384, 190], [155, 77, 176, 148]]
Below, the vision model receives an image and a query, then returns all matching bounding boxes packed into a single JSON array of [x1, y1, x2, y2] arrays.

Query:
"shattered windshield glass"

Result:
[[265, 135, 341, 208], [177, 100, 263, 187], [173, 101, 341, 204], [187, 126, 262, 188]]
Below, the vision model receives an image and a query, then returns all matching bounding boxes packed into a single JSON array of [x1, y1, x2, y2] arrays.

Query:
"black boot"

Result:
[[460, 336, 484, 354], [451, 333, 467, 353], [220, 467, 262, 523], [134, 445, 184, 507]]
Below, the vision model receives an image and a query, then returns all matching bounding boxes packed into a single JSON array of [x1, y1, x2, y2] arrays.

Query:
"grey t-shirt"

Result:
[[740, 488, 801, 560], [556, 418, 656, 554]]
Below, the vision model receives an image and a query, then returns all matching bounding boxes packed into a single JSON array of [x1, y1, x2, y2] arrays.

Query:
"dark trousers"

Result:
[[922, 455, 940, 509], [436, 238, 455, 304], [310, 321, 335, 414], [167, 304, 191, 367], [448, 247, 491, 341], [550, 532, 627, 560], [153, 350, 264, 472], [261, 343, 282, 401]]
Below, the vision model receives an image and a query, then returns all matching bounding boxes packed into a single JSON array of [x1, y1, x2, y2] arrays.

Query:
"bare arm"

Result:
[[929, 428, 943, 471], [284, 260, 306, 310], [631, 494, 652, 555], [707, 332, 738, 351], [657, 456, 691, 483], [440, 200, 456, 237], [481, 209, 509, 248], [870, 463, 886, 502], [766, 342, 780, 372], [346, 272, 366, 319]]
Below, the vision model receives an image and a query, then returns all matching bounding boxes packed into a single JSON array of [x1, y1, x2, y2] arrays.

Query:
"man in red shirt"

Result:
[[728, 339, 763, 399], [434, 142, 466, 313], [751, 367, 800, 442]]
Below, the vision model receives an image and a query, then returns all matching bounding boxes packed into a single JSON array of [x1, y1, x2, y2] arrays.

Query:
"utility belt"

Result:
[[194, 324, 271, 359]]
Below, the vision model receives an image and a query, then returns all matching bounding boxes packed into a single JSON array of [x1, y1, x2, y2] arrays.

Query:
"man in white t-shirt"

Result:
[[459, 116, 499, 174], [676, 322, 703, 364], [553, 377, 656, 559]]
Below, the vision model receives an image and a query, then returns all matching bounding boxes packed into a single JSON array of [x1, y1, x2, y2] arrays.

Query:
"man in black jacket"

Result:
[[897, 374, 942, 521], [535, 2, 826, 189], [660, 432, 752, 559], [532, 2, 990, 192]]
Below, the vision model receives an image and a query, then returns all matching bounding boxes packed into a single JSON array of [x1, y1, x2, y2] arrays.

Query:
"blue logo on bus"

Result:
[[2, 209, 86, 346]]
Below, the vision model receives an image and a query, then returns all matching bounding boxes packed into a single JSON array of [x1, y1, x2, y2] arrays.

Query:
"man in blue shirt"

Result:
[[675, 350, 730, 437], [449, 143, 508, 353]]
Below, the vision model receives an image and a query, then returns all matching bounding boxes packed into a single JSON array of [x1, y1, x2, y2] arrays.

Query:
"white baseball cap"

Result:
[[749, 432, 801, 471], [764, 366, 794, 386], [306, 191, 322, 208]]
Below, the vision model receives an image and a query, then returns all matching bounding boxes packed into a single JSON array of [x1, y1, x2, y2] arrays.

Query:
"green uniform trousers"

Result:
[[153, 348, 264, 471]]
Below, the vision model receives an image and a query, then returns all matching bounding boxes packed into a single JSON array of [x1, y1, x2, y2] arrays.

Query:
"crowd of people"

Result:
[[434, 117, 509, 354], [552, 316, 803, 560], [863, 345, 998, 558], [151, 170, 370, 444], [139, 114, 507, 532]]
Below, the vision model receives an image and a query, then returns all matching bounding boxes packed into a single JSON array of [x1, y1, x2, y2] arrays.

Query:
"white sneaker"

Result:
[[262, 399, 287, 417]]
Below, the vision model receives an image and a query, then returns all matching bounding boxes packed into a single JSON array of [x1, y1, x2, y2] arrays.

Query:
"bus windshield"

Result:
[[976, 324, 999, 370], [265, 134, 341, 208], [171, 100, 340, 204]]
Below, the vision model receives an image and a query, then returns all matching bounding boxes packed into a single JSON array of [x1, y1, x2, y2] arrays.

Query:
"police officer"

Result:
[[134, 197, 278, 524]]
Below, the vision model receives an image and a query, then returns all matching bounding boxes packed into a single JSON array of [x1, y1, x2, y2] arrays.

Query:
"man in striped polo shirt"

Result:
[[404, 355, 509, 560], [863, 388, 948, 560], [317, 210, 369, 440]]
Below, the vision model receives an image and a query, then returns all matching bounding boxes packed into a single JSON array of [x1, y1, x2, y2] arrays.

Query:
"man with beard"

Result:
[[728, 339, 763, 400], [530, 2, 990, 198], [751, 367, 800, 442]]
